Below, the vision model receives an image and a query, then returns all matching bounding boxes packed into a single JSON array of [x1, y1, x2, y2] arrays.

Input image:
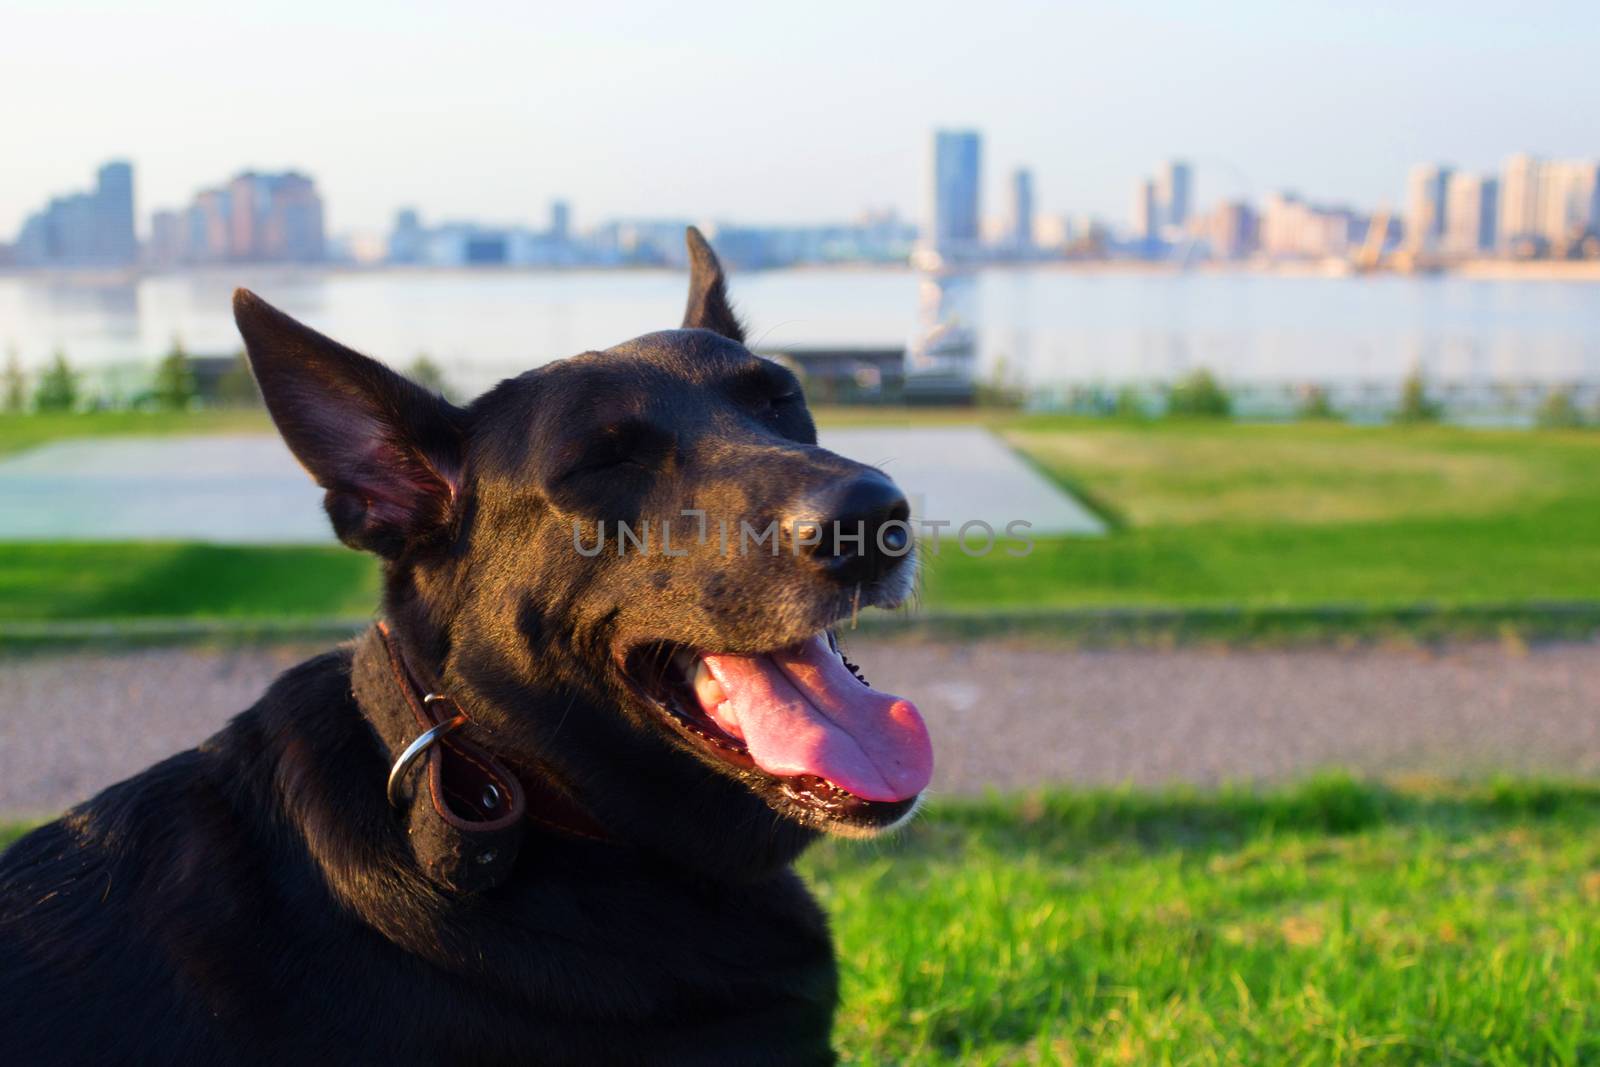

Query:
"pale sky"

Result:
[[3, 0, 1597, 239]]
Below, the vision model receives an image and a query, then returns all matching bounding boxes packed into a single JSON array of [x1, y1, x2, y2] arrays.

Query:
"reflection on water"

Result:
[[2, 268, 1599, 396], [908, 270, 979, 382]]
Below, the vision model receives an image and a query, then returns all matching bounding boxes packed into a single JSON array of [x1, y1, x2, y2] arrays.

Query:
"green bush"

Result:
[[1166, 367, 1232, 418], [215, 350, 262, 407], [33, 350, 79, 413], [1295, 383, 1337, 421], [152, 336, 196, 412], [1113, 384, 1148, 418], [1395, 366, 1441, 423], [2, 347, 25, 413], [406, 354, 457, 402], [1535, 388, 1586, 429]]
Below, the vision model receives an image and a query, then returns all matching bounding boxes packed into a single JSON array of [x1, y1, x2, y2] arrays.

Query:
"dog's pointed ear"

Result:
[[233, 289, 465, 559], [681, 226, 745, 343]]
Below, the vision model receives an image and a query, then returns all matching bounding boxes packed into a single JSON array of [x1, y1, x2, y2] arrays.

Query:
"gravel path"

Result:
[[3, 638, 1598, 817]]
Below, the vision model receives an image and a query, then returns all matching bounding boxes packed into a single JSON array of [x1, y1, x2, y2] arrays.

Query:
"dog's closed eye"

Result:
[[727, 362, 805, 420], [559, 419, 675, 481]]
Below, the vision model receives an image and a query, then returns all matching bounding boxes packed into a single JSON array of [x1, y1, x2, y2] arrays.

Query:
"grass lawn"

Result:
[[920, 418, 1600, 620], [0, 543, 377, 623], [806, 775, 1600, 1065], [5, 776, 1597, 1064], [3, 413, 1600, 639], [0, 409, 271, 458]]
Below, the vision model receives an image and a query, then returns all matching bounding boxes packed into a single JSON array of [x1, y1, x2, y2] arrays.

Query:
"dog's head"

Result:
[[235, 229, 931, 875]]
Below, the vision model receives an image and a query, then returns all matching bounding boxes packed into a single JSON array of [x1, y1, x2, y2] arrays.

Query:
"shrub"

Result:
[[1166, 368, 1232, 418], [1395, 366, 1441, 424], [152, 336, 196, 411], [2, 347, 25, 413], [406, 354, 457, 402], [1295, 383, 1338, 421], [1535, 388, 1585, 429], [33, 350, 79, 413], [215, 350, 262, 407], [1113, 385, 1148, 419]]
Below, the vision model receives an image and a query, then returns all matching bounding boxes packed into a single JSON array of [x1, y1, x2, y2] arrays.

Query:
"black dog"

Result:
[[0, 229, 931, 1065]]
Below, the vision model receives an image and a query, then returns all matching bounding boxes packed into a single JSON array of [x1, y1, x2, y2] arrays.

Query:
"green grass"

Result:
[[918, 418, 1600, 621], [0, 543, 377, 622], [4, 413, 1600, 641], [7, 776, 1597, 1064], [800, 775, 1600, 1065], [0, 409, 271, 457]]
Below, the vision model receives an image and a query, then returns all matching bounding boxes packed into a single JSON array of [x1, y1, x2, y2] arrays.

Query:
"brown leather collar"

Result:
[[351, 622, 607, 894]]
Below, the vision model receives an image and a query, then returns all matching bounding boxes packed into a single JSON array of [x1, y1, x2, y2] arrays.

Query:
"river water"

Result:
[[2, 267, 1598, 397]]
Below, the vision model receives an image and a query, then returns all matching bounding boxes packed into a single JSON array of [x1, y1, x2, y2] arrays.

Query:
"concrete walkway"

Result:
[[3, 638, 1596, 819], [0, 428, 1102, 543]]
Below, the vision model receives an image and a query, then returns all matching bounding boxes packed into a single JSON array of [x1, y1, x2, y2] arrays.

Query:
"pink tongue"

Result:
[[700, 635, 933, 802]]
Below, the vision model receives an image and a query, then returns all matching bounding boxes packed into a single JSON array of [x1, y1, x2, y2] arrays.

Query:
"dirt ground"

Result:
[[3, 637, 1598, 818]]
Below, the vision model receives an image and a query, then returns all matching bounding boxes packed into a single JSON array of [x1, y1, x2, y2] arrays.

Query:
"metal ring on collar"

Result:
[[386, 707, 470, 809]]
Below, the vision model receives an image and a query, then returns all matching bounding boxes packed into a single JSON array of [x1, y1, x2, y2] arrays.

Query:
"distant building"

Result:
[[387, 208, 425, 264], [146, 209, 186, 267], [190, 187, 234, 262], [767, 347, 906, 405], [1261, 192, 1364, 258], [549, 200, 571, 242], [1131, 178, 1159, 246], [150, 170, 326, 265], [1537, 160, 1600, 251], [13, 159, 138, 268], [1205, 200, 1258, 260], [1157, 160, 1192, 232], [930, 129, 982, 259], [95, 162, 137, 265], [228, 171, 325, 261], [1496, 155, 1600, 255], [1405, 163, 1453, 249], [1498, 153, 1542, 250], [1009, 168, 1034, 253], [1443, 173, 1498, 255]]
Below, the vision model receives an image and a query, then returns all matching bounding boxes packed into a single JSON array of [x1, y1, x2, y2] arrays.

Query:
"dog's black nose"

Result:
[[796, 474, 913, 585]]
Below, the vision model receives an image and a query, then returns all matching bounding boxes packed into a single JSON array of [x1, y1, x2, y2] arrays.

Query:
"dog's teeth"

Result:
[[672, 649, 699, 680]]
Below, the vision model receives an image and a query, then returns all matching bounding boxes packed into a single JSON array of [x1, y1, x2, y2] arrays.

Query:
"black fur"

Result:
[[0, 230, 918, 1065]]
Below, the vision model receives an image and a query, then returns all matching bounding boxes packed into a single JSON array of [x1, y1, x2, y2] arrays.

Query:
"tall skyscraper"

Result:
[[1131, 178, 1159, 244], [1498, 154, 1542, 249], [1497, 155, 1600, 252], [1537, 160, 1600, 249], [550, 200, 571, 241], [1157, 160, 1192, 231], [12, 159, 137, 267], [930, 129, 981, 258], [1010, 168, 1034, 251], [1443, 174, 1498, 255], [1405, 163, 1453, 249], [94, 161, 137, 265]]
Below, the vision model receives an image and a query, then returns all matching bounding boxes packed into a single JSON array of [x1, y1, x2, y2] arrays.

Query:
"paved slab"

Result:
[[820, 427, 1103, 536], [0, 435, 328, 542], [3, 637, 1596, 818], [0, 428, 1102, 543]]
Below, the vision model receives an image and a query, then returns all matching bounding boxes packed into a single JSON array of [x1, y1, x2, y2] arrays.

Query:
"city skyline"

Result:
[[5, 2, 1600, 238], [8, 141, 1600, 271]]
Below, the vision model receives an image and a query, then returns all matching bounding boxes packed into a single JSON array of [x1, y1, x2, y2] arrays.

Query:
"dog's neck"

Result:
[[365, 590, 824, 884], [350, 623, 609, 894]]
